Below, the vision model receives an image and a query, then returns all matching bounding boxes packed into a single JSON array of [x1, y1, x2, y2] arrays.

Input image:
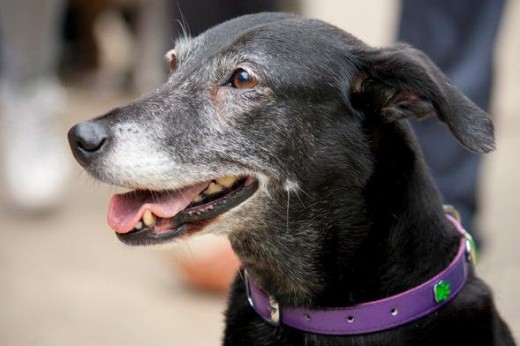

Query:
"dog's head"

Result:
[[68, 13, 493, 263]]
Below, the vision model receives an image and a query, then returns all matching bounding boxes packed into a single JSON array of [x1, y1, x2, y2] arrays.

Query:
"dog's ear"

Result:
[[351, 43, 494, 153]]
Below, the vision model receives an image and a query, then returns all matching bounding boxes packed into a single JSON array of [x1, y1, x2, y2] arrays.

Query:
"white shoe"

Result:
[[1, 78, 71, 212]]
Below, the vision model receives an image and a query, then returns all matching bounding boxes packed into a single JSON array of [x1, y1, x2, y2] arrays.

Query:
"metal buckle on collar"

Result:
[[244, 270, 280, 326], [443, 205, 478, 266], [462, 229, 478, 266]]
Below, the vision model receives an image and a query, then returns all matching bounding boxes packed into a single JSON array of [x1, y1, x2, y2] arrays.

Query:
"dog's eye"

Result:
[[230, 69, 258, 89]]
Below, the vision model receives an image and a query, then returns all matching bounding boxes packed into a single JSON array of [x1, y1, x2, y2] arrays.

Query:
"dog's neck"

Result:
[[230, 122, 460, 308]]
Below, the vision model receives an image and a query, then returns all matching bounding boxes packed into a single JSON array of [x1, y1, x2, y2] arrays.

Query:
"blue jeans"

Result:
[[398, 0, 506, 246]]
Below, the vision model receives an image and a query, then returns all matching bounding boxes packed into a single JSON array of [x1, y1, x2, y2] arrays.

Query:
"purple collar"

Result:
[[244, 212, 476, 335]]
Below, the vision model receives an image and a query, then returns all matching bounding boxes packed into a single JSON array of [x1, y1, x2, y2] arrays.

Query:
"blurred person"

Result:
[[398, 0, 506, 248], [0, 0, 70, 211]]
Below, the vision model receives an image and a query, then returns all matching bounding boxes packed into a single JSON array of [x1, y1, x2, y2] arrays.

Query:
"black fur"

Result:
[[69, 12, 515, 345]]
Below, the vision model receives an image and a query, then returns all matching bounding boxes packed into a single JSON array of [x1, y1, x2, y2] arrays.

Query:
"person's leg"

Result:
[[398, 0, 505, 247], [0, 0, 70, 211], [0, 0, 65, 83]]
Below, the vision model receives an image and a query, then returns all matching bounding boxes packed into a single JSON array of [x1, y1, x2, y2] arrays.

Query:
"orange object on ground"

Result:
[[176, 237, 241, 294]]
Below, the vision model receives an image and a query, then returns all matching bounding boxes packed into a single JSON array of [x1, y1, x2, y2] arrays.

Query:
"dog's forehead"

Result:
[[173, 13, 298, 59], [174, 13, 357, 64]]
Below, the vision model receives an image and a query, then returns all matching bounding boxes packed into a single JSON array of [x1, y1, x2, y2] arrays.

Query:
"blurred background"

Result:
[[0, 0, 519, 345]]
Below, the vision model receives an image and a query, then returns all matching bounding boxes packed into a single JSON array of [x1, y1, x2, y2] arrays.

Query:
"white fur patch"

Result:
[[98, 121, 265, 193], [100, 122, 178, 189], [284, 179, 300, 193], [164, 49, 176, 63]]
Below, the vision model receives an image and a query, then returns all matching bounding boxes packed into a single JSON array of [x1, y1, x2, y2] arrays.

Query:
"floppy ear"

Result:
[[352, 43, 494, 153]]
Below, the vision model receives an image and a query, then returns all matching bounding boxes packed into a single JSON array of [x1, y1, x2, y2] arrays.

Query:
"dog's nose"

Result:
[[68, 121, 109, 166]]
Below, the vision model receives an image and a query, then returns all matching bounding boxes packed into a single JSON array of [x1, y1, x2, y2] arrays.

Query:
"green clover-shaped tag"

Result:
[[434, 280, 451, 303]]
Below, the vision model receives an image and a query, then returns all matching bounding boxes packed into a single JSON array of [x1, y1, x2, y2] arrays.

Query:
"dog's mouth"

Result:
[[107, 176, 258, 245]]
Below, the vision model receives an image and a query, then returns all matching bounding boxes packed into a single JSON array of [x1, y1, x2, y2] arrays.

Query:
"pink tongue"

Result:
[[107, 182, 210, 234]]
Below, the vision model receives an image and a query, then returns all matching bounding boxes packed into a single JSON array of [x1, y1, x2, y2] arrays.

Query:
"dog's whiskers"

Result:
[[286, 189, 291, 234], [237, 267, 246, 283], [175, 3, 191, 38], [293, 187, 308, 208], [177, 188, 191, 206], [78, 170, 104, 189], [183, 240, 195, 262], [150, 190, 160, 203]]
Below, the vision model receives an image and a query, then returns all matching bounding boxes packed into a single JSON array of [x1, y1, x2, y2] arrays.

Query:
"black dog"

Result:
[[68, 13, 514, 345]]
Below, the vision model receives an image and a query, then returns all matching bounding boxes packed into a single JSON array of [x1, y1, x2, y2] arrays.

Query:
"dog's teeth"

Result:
[[134, 221, 143, 230], [193, 195, 203, 203], [142, 210, 157, 227], [205, 182, 224, 195], [216, 176, 237, 188]]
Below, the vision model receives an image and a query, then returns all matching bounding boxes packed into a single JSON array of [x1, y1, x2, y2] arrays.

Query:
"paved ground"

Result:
[[1, 1, 519, 345]]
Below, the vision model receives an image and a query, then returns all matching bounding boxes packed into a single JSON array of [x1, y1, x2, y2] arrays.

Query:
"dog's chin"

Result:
[[112, 176, 259, 246]]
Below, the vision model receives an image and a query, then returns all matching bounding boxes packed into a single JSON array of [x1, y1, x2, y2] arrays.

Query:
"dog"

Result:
[[68, 12, 515, 345]]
